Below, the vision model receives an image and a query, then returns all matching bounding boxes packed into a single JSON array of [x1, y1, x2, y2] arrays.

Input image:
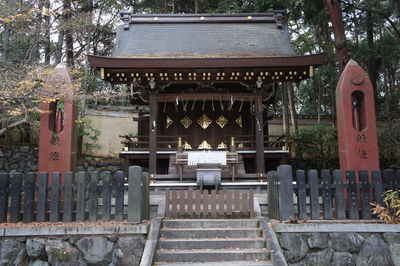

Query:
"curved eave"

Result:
[[88, 53, 326, 69]]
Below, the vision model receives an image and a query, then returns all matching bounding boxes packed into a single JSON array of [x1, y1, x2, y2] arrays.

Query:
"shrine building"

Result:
[[88, 11, 325, 182]]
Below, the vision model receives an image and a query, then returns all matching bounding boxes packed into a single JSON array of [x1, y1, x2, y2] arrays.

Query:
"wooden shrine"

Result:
[[89, 12, 325, 181]]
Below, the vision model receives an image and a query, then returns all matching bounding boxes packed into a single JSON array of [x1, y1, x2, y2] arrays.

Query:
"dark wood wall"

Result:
[[159, 101, 253, 149]]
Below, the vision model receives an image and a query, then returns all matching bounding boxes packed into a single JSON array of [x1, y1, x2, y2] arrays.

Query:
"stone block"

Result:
[[332, 252, 354, 266], [330, 233, 364, 253], [304, 247, 333, 266], [111, 236, 145, 266], [26, 239, 46, 259], [306, 233, 329, 249], [76, 237, 114, 265], [356, 234, 394, 266], [0, 239, 23, 266], [29, 260, 50, 266], [45, 239, 86, 266], [279, 233, 308, 263]]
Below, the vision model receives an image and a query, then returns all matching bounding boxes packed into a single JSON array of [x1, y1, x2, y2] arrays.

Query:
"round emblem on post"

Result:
[[350, 73, 364, 85]]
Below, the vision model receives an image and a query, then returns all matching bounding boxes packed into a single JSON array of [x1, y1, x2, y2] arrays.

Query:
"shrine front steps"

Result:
[[153, 219, 273, 266]]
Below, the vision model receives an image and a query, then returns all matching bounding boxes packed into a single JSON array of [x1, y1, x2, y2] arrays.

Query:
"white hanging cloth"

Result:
[[187, 151, 227, 166]]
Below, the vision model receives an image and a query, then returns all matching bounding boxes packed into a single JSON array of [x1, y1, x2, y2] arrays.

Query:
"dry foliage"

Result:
[[371, 190, 400, 224]]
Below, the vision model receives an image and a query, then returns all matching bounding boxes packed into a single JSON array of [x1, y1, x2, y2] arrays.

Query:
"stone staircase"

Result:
[[153, 219, 273, 265]]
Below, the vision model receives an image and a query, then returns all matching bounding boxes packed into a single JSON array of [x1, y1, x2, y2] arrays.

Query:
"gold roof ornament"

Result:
[[180, 116, 192, 128], [197, 114, 212, 129], [183, 141, 192, 150], [198, 140, 212, 149], [166, 116, 173, 128], [216, 115, 228, 128], [236, 116, 243, 128], [217, 141, 227, 149]]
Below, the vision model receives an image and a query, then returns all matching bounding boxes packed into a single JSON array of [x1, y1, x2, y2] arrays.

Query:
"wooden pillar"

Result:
[[255, 94, 265, 174], [149, 94, 158, 175]]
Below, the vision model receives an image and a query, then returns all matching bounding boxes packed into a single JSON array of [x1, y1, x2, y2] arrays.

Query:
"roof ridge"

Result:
[[120, 11, 286, 30]]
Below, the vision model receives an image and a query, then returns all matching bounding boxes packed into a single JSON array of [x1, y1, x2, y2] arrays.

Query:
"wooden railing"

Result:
[[268, 165, 400, 221], [225, 135, 286, 150], [165, 189, 254, 218], [0, 166, 149, 223], [120, 134, 286, 151], [120, 135, 186, 150]]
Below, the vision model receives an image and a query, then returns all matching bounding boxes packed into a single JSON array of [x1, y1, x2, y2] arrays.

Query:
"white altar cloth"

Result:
[[187, 151, 227, 166]]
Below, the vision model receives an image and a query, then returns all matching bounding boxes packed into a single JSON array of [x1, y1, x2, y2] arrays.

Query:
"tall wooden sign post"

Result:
[[336, 60, 379, 177], [38, 65, 77, 183]]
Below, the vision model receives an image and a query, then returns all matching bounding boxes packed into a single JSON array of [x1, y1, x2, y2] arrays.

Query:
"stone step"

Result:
[[160, 228, 262, 239], [159, 237, 265, 250], [162, 219, 259, 228], [154, 261, 273, 266], [154, 249, 270, 263]]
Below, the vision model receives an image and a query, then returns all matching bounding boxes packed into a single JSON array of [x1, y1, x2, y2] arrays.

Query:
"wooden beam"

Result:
[[255, 93, 265, 174], [149, 94, 158, 175], [153, 93, 258, 102]]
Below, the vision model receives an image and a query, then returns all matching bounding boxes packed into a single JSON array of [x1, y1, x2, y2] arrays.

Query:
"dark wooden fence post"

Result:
[[396, 170, 400, 191], [277, 165, 294, 220], [296, 170, 307, 220], [321, 170, 333, 220], [23, 172, 35, 223], [0, 173, 9, 223], [347, 170, 359, 220], [267, 171, 279, 220], [308, 170, 320, 220], [102, 171, 112, 222], [372, 170, 384, 206], [63, 172, 73, 222], [76, 171, 86, 222], [142, 172, 150, 221], [36, 172, 48, 222], [10, 172, 23, 223], [50, 172, 61, 222], [88, 172, 98, 222], [115, 171, 125, 221], [360, 170, 372, 219], [383, 169, 397, 191], [333, 170, 346, 219], [128, 166, 142, 223]]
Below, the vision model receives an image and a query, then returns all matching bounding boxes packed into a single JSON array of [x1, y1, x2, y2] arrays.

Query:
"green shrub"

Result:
[[289, 125, 339, 169]]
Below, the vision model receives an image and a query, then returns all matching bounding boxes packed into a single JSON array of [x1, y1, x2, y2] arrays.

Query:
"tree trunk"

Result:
[[325, 0, 349, 73], [84, 1, 93, 88], [64, 0, 74, 67], [44, 0, 51, 64], [55, 31, 64, 65], [316, 77, 322, 124], [1, 0, 14, 63], [366, 4, 379, 103], [282, 83, 290, 137], [31, 0, 44, 63], [195, 0, 199, 13], [287, 83, 298, 134]]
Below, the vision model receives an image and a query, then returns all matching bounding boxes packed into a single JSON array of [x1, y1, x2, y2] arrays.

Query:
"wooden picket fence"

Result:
[[268, 165, 400, 221], [0, 166, 149, 223], [165, 189, 254, 218]]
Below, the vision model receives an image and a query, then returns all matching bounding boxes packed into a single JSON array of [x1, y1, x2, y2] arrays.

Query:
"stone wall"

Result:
[[0, 144, 124, 174], [76, 157, 124, 173], [0, 235, 145, 266], [0, 145, 38, 173], [277, 232, 400, 266]]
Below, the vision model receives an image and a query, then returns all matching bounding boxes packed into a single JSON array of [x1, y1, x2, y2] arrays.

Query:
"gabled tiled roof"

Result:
[[112, 12, 296, 59]]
